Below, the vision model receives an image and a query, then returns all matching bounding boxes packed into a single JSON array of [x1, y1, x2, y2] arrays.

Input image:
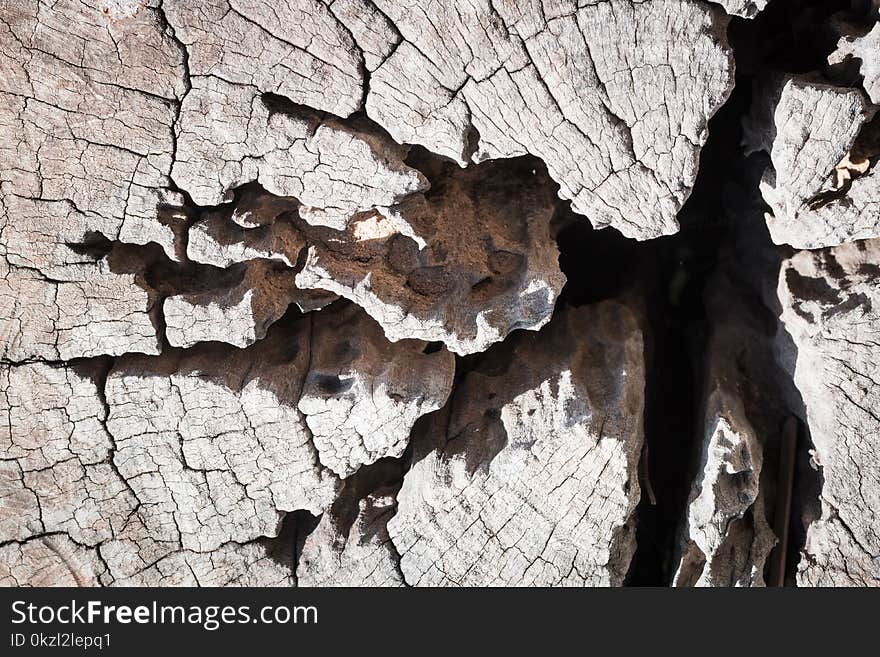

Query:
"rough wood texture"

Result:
[[2, 0, 879, 588], [776, 241, 880, 586], [744, 75, 880, 249], [365, 0, 735, 240], [673, 327, 777, 587], [388, 302, 645, 586], [295, 158, 567, 355]]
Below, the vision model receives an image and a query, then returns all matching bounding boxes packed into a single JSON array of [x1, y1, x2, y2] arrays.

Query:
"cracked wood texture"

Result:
[[776, 241, 880, 586], [388, 302, 645, 586], [2, 0, 880, 587]]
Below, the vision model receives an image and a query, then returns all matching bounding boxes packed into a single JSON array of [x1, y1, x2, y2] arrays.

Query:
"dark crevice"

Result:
[[728, 0, 854, 78], [553, 196, 700, 587], [725, 0, 868, 588], [64, 231, 113, 260], [323, 458, 406, 546], [621, 229, 711, 586], [619, 0, 863, 585], [261, 92, 328, 124], [286, 510, 320, 587]]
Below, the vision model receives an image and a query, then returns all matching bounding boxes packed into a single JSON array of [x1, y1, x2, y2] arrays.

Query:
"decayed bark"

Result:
[[295, 158, 567, 355]]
